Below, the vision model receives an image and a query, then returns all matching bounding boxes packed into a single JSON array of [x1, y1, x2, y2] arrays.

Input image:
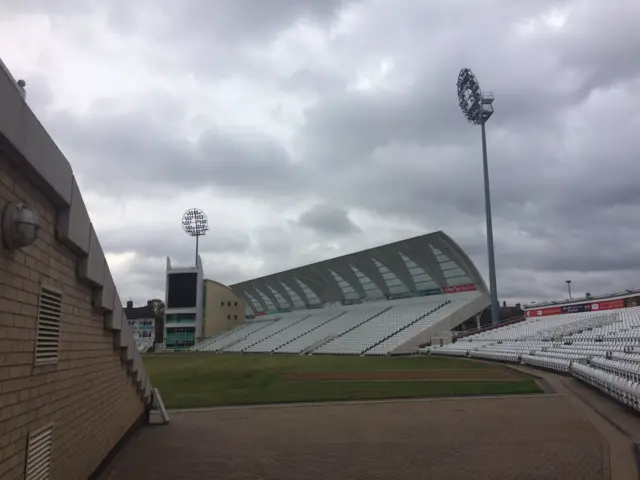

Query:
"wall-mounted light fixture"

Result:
[[1, 202, 40, 251]]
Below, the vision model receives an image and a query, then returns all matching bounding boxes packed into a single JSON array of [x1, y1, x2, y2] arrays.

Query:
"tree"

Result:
[[148, 299, 165, 319]]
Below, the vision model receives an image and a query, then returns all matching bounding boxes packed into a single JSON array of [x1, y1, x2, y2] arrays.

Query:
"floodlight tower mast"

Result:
[[182, 208, 209, 266], [456, 68, 499, 325]]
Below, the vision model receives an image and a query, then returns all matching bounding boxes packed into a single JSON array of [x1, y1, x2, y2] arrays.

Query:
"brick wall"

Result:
[[203, 280, 246, 339], [0, 153, 145, 479]]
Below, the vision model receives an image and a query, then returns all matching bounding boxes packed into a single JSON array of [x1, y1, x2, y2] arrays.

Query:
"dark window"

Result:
[[227, 314, 231, 320], [165, 326, 196, 349], [220, 301, 224, 307], [166, 313, 196, 323], [167, 273, 198, 308], [227, 301, 231, 306], [234, 301, 238, 306], [234, 315, 238, 320]]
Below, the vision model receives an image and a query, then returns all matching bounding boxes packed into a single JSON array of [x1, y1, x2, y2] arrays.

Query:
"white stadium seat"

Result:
[[193, 293, 481, 356], [426, 305, 640, 410], [316, 301, 448, 355], [196, 321, 276, 352]]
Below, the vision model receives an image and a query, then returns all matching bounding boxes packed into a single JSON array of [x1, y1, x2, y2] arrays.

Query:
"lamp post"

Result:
[[182, 208, 209, 266], [456, 68, 499, 325], [566, 280, 572, 299]]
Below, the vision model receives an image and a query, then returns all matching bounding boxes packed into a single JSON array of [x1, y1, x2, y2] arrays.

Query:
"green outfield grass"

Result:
[[144, 353, 543, 409]]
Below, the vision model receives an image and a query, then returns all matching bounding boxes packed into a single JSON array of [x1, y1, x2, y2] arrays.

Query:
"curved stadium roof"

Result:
[[230, 231, 487, 315]]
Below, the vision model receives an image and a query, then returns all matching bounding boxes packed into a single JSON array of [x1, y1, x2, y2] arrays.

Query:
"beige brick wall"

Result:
[[203, 280, 246, 338], [0, 153, 145, 480]]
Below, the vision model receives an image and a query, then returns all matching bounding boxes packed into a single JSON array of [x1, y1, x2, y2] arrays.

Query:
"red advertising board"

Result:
[[525, 298, 627, 317], [442, 283, 477, 294], [590, 299, 625, 311], [526, 306, 563, 317]]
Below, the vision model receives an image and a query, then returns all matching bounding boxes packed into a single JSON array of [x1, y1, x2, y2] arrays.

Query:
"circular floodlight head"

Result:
[[182, 208, 209, 237], [457, 68, 493, 125]]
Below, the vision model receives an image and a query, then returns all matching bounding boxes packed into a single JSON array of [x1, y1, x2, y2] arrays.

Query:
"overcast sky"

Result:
[[2, 0, 640, 306]]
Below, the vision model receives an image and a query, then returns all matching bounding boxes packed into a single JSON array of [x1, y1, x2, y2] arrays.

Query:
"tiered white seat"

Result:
[[226, 314, 310, 352], [609, 352, 640, 364], [590, 357, 640, 382], [199, 320, 275, 352], [572, 363, 640, 411], [192, 322, 256, 351], [521, 354, 571, 373], [428, 305, 640, 409], [257, 310, 347, 353], [368, 297, 479, 355], [279, 305, 390, 354], [241, 313, 333, 353], [316, 302, 441, 355]]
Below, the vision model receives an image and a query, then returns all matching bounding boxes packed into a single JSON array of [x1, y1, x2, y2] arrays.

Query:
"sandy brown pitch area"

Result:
[[100, 394, 606, 480]]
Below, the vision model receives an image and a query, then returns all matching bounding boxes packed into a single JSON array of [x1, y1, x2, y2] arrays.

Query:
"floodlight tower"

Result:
[[456, 68, 499, 325], [182, 208, 209, 266]]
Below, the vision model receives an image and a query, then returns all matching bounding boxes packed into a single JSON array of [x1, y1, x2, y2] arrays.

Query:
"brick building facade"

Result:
[[0, 61, 151, 478]]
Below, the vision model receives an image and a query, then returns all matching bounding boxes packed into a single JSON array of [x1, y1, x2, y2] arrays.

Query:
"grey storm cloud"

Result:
[[6, 0, 640, 304], [166, 0, 355, 43], [44, 108, 309, 199], [99, 225, 252, 260], [297, 204, 362, 236]]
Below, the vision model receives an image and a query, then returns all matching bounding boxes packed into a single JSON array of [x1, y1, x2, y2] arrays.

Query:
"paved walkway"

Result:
[[100, 390, 612, 479], [508, 365, 639, 480]]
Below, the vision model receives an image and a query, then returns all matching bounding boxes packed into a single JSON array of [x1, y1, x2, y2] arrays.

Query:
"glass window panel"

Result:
[[244, 292, 263, 311], [350, 264, 376, 293], [386, 277, 404, 287], [446, 276, 473, 286], [412, 273, 432, 283], [364, 287, 384, 299], [444, 268, 466, 278], [415, 280, 439, 290], [254, 288, 275, 310], [439, 261, 459, 271], [295, 278, 320, 303], [266, 285, 288, 306], [281, 282, 306, 307]]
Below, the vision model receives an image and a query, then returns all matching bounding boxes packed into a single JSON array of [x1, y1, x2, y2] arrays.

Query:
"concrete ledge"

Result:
[[136, 361, 146, 388], [77, 225, 105, 286], [0, 67, 73, 206], [56, 176, 90, 254], [138, 371, 147, 392], [133, 354, 144, 384], [132, 350, 141, 373], [116, 321, 131, 349], [144, 380, 152, 401], [125, 337, 136, 362], [94, 263, 115, 311], [105, 293, 123, 331]]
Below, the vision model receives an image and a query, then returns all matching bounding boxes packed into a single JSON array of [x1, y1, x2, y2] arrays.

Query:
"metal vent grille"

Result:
[[35, 286, 63, 365], [25, 423, 53, 480]]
